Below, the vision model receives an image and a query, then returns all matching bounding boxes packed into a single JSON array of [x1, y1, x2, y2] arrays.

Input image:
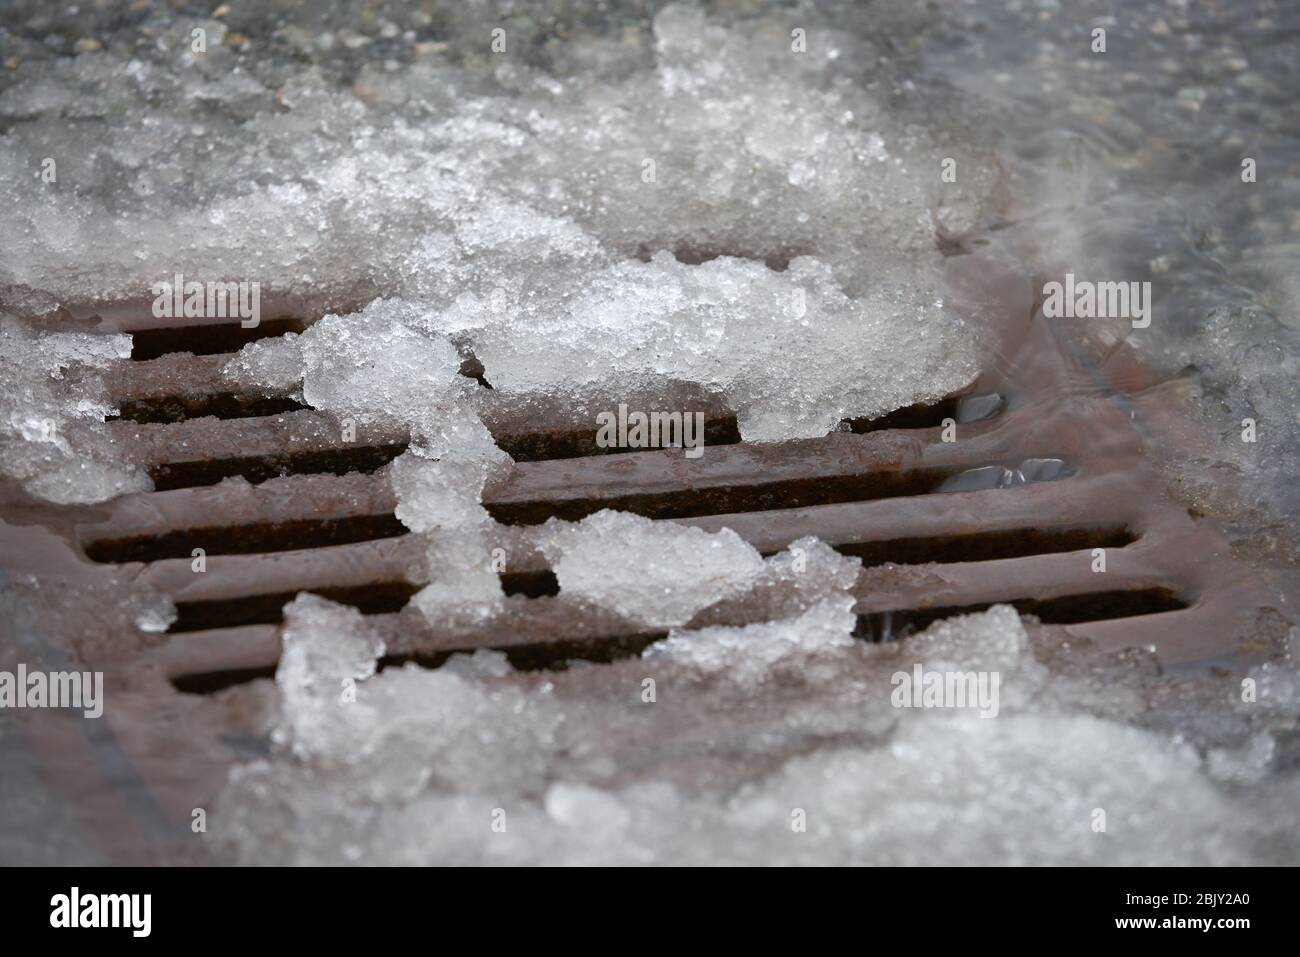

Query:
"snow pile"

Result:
[[225, 298, 471, 438], [272, 595, 386, 763], [439, 253, 974, 442], [190, 2, 998, 623], [1, 4, 997, 302], [4, 1, 989, 465], [211, 599, 1300, 865]]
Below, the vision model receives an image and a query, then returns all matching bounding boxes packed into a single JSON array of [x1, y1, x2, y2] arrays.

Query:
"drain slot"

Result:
[[845, 392, 1003, 433], [130, 318, 308, 360], [148, 443, 407, 491], [501, 570, 560, 598], [387, 632, 669, 672], [488, 467, 962, 525], [498, 394, 1004, 460], [84, 513, 408, 564], [111, 393, 309, 424], [854, 587, 1188, 641], [168, 571, 559, 631], [171, 631, 669, 694], [168, 582, 418, 633], [456, 632, 669, 670], [170, 628, 670, 694], [172, 665, 279, 695], [834, 526, 1135, 567]]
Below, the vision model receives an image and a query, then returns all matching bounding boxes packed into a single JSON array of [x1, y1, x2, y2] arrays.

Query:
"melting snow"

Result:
[[2, 0, 1298, 866]]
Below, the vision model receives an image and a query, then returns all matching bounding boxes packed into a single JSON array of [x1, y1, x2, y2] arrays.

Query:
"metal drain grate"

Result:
[[77, 305, 1276, 678], [23, 285, 1285, 860]]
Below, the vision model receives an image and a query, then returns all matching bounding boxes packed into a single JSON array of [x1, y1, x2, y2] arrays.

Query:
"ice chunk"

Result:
[[688, 534, 863, 627], [133, 597, 178, 634], [0, 315, 150, 504], [645, 597, 858, 684], [747, 535, 862, 619], [221, 333, 304, 396], [539, 510, 766, 628], [387, 407, 512, 533], [409, 552, 505, 628], [461, 253, 978, 442], [387, 407, 513, 627], [272, 594, 386, 762], [297, 301, 467, 436]]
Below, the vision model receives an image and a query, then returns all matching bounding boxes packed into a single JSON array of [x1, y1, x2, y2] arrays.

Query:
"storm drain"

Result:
[[11, 295, 1280, 862], [68, 299, 1280, 711]]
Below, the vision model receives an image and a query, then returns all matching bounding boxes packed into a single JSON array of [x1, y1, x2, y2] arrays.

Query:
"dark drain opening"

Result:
[[111, 393, 310, 424], [168, 573, 556, 632], [167, 582, 419, 633], [845, 392, 1004, 433], [85, 513, 409, 564], [499, 394, 1004, 462], [835, 526, 1136, 568], [129, 318, 309, 360], [844, 397, 962, 434], [853, 587, 1188, 641], [170, 630, 669, 694], [489, 467, 963, 526], [496, 633, 665, 668], [172, 665, 278, 695], [501, 570, 560, 598], [387, 632, 669, 672], [148, 442, 408, 491]]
